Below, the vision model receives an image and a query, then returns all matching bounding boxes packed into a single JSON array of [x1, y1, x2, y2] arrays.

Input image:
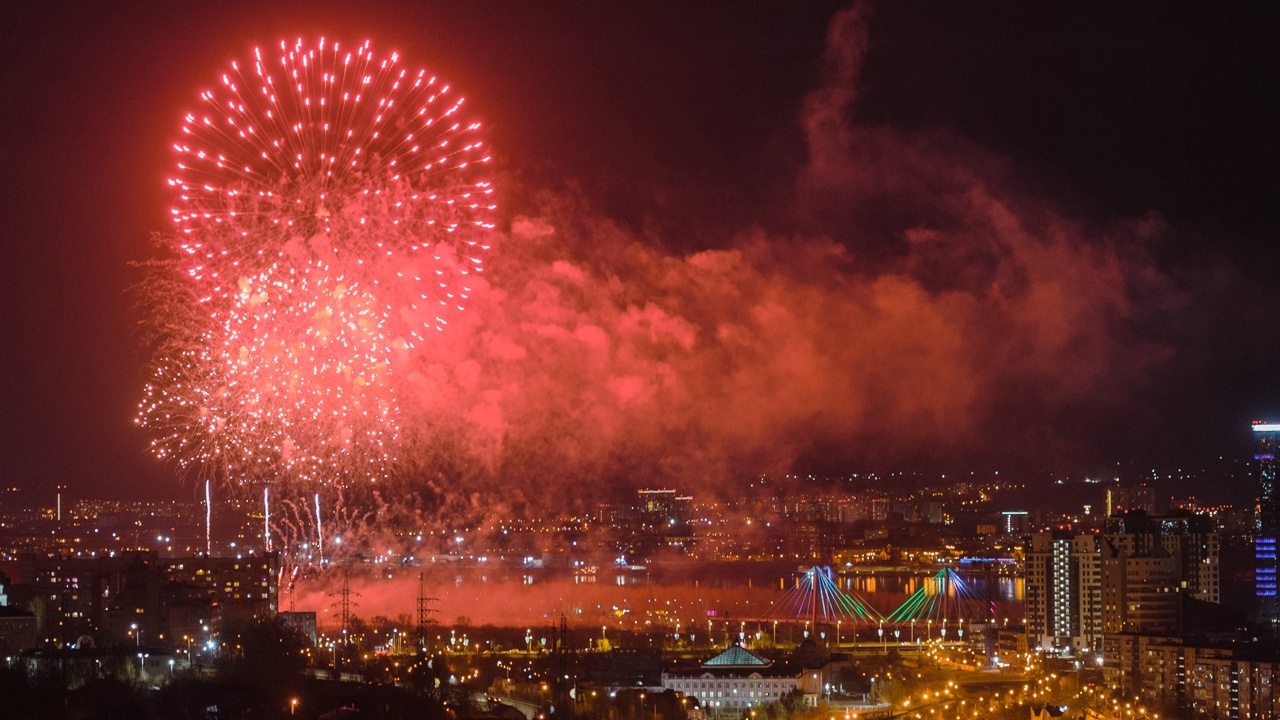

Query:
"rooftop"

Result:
[[703, 644, 770, 668]]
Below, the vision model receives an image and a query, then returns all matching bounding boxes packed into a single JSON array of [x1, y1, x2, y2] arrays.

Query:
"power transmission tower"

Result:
[[415, 572, 439, 652], [554, 614, 572, 716], [328, 570, 360, 671]]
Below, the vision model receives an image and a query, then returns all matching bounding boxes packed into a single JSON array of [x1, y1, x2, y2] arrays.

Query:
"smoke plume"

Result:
[[395, 2, 1183, 510]]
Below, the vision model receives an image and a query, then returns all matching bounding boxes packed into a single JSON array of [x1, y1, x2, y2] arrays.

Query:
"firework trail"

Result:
[[138, 38, 496, 555]]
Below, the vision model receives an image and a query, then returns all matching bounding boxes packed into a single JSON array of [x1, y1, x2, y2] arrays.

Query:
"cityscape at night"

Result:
[[2, 2, 1280, 720]]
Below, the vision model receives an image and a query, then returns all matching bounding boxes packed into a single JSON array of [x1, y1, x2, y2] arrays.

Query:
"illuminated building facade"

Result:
[[17, 551, 163, 646], [0, 607, 37, 653], [634, 489, 692, 529], [1025, 532, 1103, 653], [661, 644, 799, 713], [1253, 422, 1280, 631], [1100, 539, 1180, 634], [1104, 512, 1221, 604], [11, 551, 276, 650], [1027, 514, 1218, 654], [1105, 486, 1157, 517], [165, 554, 278, 610], [1103, 634, 1279, 720]]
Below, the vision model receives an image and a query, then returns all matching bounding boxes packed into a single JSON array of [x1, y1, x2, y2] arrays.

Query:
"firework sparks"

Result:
[[171, 38, 494, 295], [138, 38, 497, 547]]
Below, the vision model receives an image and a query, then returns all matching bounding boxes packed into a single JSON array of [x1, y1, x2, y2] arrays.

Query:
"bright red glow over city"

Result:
[[1, 5, 1279, 718]]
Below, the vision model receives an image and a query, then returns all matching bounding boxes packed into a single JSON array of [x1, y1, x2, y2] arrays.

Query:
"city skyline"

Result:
[[0, 459, 1268, 718]]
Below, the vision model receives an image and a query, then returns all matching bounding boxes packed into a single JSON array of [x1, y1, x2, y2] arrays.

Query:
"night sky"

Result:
[[2, 2, 1278, 504]]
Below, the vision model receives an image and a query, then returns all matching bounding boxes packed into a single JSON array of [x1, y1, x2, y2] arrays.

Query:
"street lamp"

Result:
[[291, 698, 298, 715], [131, 623, 140, 647]]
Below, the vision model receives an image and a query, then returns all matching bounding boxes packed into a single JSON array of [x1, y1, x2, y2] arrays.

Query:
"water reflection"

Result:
[[841, 574, 1023, 602], [430, 561, 1022, 602], [297, 561, 1025, 628]]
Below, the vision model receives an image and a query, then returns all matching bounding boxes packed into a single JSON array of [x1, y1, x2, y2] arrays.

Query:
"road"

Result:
[[476, 692, 543, 720]]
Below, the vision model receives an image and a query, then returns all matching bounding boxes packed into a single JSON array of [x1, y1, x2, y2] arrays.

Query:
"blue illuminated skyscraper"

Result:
[[1252, 421, 1280, 630]]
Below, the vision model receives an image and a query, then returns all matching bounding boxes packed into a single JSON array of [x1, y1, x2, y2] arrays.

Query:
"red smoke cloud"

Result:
[[395, 2, 1180, 509]]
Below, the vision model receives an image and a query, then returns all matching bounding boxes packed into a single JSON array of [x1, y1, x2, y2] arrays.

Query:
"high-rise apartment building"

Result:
[[13, 551, 277, 649], [1101, 538, 1181, 634], [1025, 510, 1219, 654], [1103, 634, 1280, 719], [1105, 511, 1220, 604], [1025, 532, 1103, 653], [634, 489, 690, 528], [1106, 486, 1157, 517], [1253, 421, 1280, 631]]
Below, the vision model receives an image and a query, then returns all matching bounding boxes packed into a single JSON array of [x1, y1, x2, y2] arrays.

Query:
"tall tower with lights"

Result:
[[1252, 421, 1280, 631]]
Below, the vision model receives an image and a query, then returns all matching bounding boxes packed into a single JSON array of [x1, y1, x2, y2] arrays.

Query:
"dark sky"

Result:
[[1, 2, 1278, 504]]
